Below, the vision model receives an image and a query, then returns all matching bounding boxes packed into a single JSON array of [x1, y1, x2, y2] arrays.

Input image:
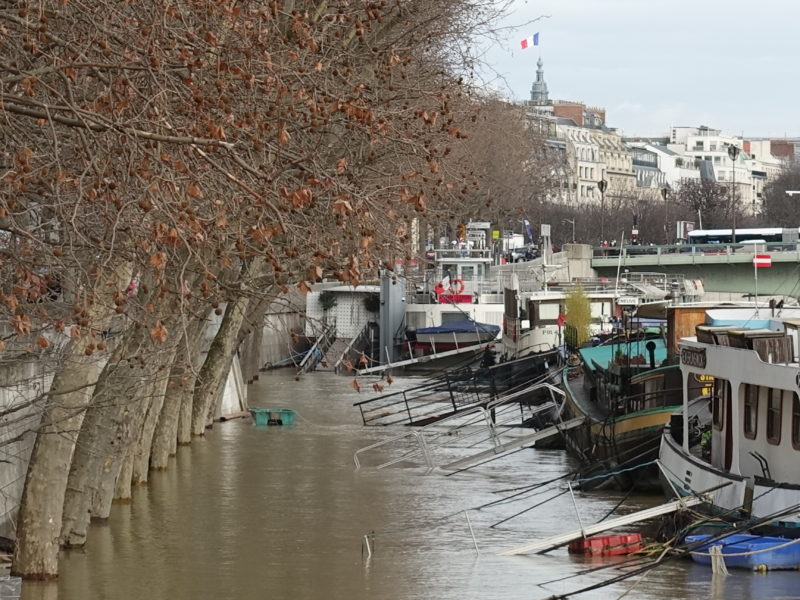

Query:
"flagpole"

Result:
[[754, 244, 759, 317]]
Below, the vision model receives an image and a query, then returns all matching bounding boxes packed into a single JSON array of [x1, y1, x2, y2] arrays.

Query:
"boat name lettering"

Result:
[[617, 296, 639, 306], [681, 347, 706, 369]]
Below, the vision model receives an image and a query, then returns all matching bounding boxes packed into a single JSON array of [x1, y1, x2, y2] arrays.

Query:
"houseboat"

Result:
[[659, 307, 800, 529], [558, 304, 733, 490]]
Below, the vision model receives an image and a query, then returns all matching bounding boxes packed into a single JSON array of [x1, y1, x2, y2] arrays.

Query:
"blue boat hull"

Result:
[[686, 534, 800, 570]]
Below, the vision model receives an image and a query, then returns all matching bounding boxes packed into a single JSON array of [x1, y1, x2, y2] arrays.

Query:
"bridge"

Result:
[[591, 242, 800, 297]]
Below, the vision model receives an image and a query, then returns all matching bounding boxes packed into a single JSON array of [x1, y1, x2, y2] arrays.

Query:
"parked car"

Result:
[[509, 245, 539, 262]]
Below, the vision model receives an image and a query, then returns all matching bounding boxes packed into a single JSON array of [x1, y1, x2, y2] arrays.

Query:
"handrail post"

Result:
[[416, 431, 434, 471], [567, 481, 586, 539], [445, 372, 458, 412], [464, 511, 480, 556], [403, 391, 413, 425]]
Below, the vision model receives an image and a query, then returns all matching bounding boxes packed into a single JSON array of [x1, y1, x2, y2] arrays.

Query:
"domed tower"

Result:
[[529, 57, 549, 105]]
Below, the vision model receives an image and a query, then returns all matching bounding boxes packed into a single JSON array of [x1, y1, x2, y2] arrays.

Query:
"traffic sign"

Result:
[[753, 254, 772, 268]]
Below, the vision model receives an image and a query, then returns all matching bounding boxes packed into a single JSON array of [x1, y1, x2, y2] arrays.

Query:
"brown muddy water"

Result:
[[13, 371, 800, 600]]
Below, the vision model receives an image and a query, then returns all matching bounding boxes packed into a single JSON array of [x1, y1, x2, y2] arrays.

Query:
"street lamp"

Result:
[[661, 187, 669, 244], [562, 219, 576, 243], [727, 145, 741, 243], [597, 179, 608, 242]]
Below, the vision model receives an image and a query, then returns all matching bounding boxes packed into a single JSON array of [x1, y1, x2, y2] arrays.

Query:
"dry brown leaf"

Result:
[[186, 183, 204, 199], [12, 314, 31, 335], [150, 252, 167, 270], [150, 321, 168, 344]]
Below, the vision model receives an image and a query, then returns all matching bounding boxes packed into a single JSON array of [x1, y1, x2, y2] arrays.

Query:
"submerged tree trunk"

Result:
[[61, 293, 188, 546], [176, 383, 195, 446], [191, 295, 250, 435], [151, 316, 208, 469], [60, 327, 146, 547], [130, 369, 170, 485], [12, 264, 131, 579], [12, 351, 106, 578], [114, 449, 134, 503]]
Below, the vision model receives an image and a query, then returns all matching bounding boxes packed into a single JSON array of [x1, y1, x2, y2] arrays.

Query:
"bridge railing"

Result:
[[592, 241, 800, 260]]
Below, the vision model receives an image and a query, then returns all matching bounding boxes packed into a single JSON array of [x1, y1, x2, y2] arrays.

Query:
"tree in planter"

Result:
[[564, 285, 591, 347], [319, 291, 338, 313], [363, 293, 381, 314]]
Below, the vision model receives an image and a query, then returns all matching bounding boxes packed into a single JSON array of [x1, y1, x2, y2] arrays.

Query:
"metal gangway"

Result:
[[352, 381, 567, 471], [296, 322, 336, 375], [353, 350, 561, 427]]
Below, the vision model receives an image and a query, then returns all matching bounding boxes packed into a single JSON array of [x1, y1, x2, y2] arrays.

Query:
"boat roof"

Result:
[[415, 320, 500, 334], [704, 307, 800, 330], [579, 338, 667, 371]]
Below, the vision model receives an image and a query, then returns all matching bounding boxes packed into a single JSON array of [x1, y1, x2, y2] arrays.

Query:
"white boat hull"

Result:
[[658, 430, 748, 515]]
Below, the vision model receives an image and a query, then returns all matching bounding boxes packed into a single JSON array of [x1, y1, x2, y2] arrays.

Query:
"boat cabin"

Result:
[[677, 311, 800, 489]]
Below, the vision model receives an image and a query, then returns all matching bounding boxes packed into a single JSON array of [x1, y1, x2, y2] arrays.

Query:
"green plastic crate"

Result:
[[249, 408, 295, 426]]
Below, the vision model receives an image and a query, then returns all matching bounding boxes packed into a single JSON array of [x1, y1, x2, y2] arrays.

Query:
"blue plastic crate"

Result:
[[249, 408, 295, 426]]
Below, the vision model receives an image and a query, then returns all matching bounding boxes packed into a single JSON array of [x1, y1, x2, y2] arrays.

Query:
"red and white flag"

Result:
[[753, 254, 772, 268], [520, 33, 539, 50]]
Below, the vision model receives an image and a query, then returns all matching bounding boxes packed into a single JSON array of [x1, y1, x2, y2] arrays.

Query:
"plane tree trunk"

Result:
[[151, 316, 209, 469], [191, 295, 250, 435], [12, 264, 132, 579]]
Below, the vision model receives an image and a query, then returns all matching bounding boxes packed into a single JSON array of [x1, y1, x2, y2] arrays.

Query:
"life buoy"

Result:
[[449, 278, 465, 294]]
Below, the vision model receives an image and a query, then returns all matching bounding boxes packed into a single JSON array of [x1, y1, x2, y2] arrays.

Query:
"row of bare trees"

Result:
[[523, 170, 800, 249], [0, 0, 554, 579]]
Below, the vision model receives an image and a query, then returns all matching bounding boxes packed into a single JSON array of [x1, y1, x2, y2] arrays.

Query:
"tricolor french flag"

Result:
[[520, 33, 539, 50]]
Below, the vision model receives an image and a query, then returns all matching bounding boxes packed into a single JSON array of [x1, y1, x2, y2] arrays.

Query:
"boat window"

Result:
[[712, 379, 729, 431], [767, 388, 782, 445], [743, 384, 758, 439], [460, 266, 475, 281], [792, 393, 800, 451], [537, 301, 561, 325], [441, 312, 464, 324]]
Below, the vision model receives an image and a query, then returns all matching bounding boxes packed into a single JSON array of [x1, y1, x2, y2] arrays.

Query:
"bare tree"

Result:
[[761, 161, 800, 226], [1, 0, 541, 579]]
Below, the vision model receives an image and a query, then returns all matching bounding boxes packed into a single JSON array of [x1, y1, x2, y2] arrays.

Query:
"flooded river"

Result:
[[16, 371, 800, 599]]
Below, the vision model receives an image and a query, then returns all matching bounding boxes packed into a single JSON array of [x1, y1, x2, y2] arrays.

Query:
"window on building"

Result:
[[709, 143, 717, 151], [714, 156, 721, 163], [590, 168, 595, 179], [579, 166, 584, 178], [744, 384, 758, 439], [588, 187, 594, 198], [792, 393, 800, 450], [767, 388, 782, 444]]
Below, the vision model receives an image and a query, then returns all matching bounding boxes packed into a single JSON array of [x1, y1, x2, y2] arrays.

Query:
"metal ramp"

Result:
[[353, 381, 565, 471], [498, 496, 704, 555], [296, 323, 336, 375], [315, 338, 349, 372], [441, 416, 585, 471], [353, 351, 561, 427]]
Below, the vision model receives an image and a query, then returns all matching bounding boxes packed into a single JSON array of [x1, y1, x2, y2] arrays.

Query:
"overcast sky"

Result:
[[478, 0, 799, 138]]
